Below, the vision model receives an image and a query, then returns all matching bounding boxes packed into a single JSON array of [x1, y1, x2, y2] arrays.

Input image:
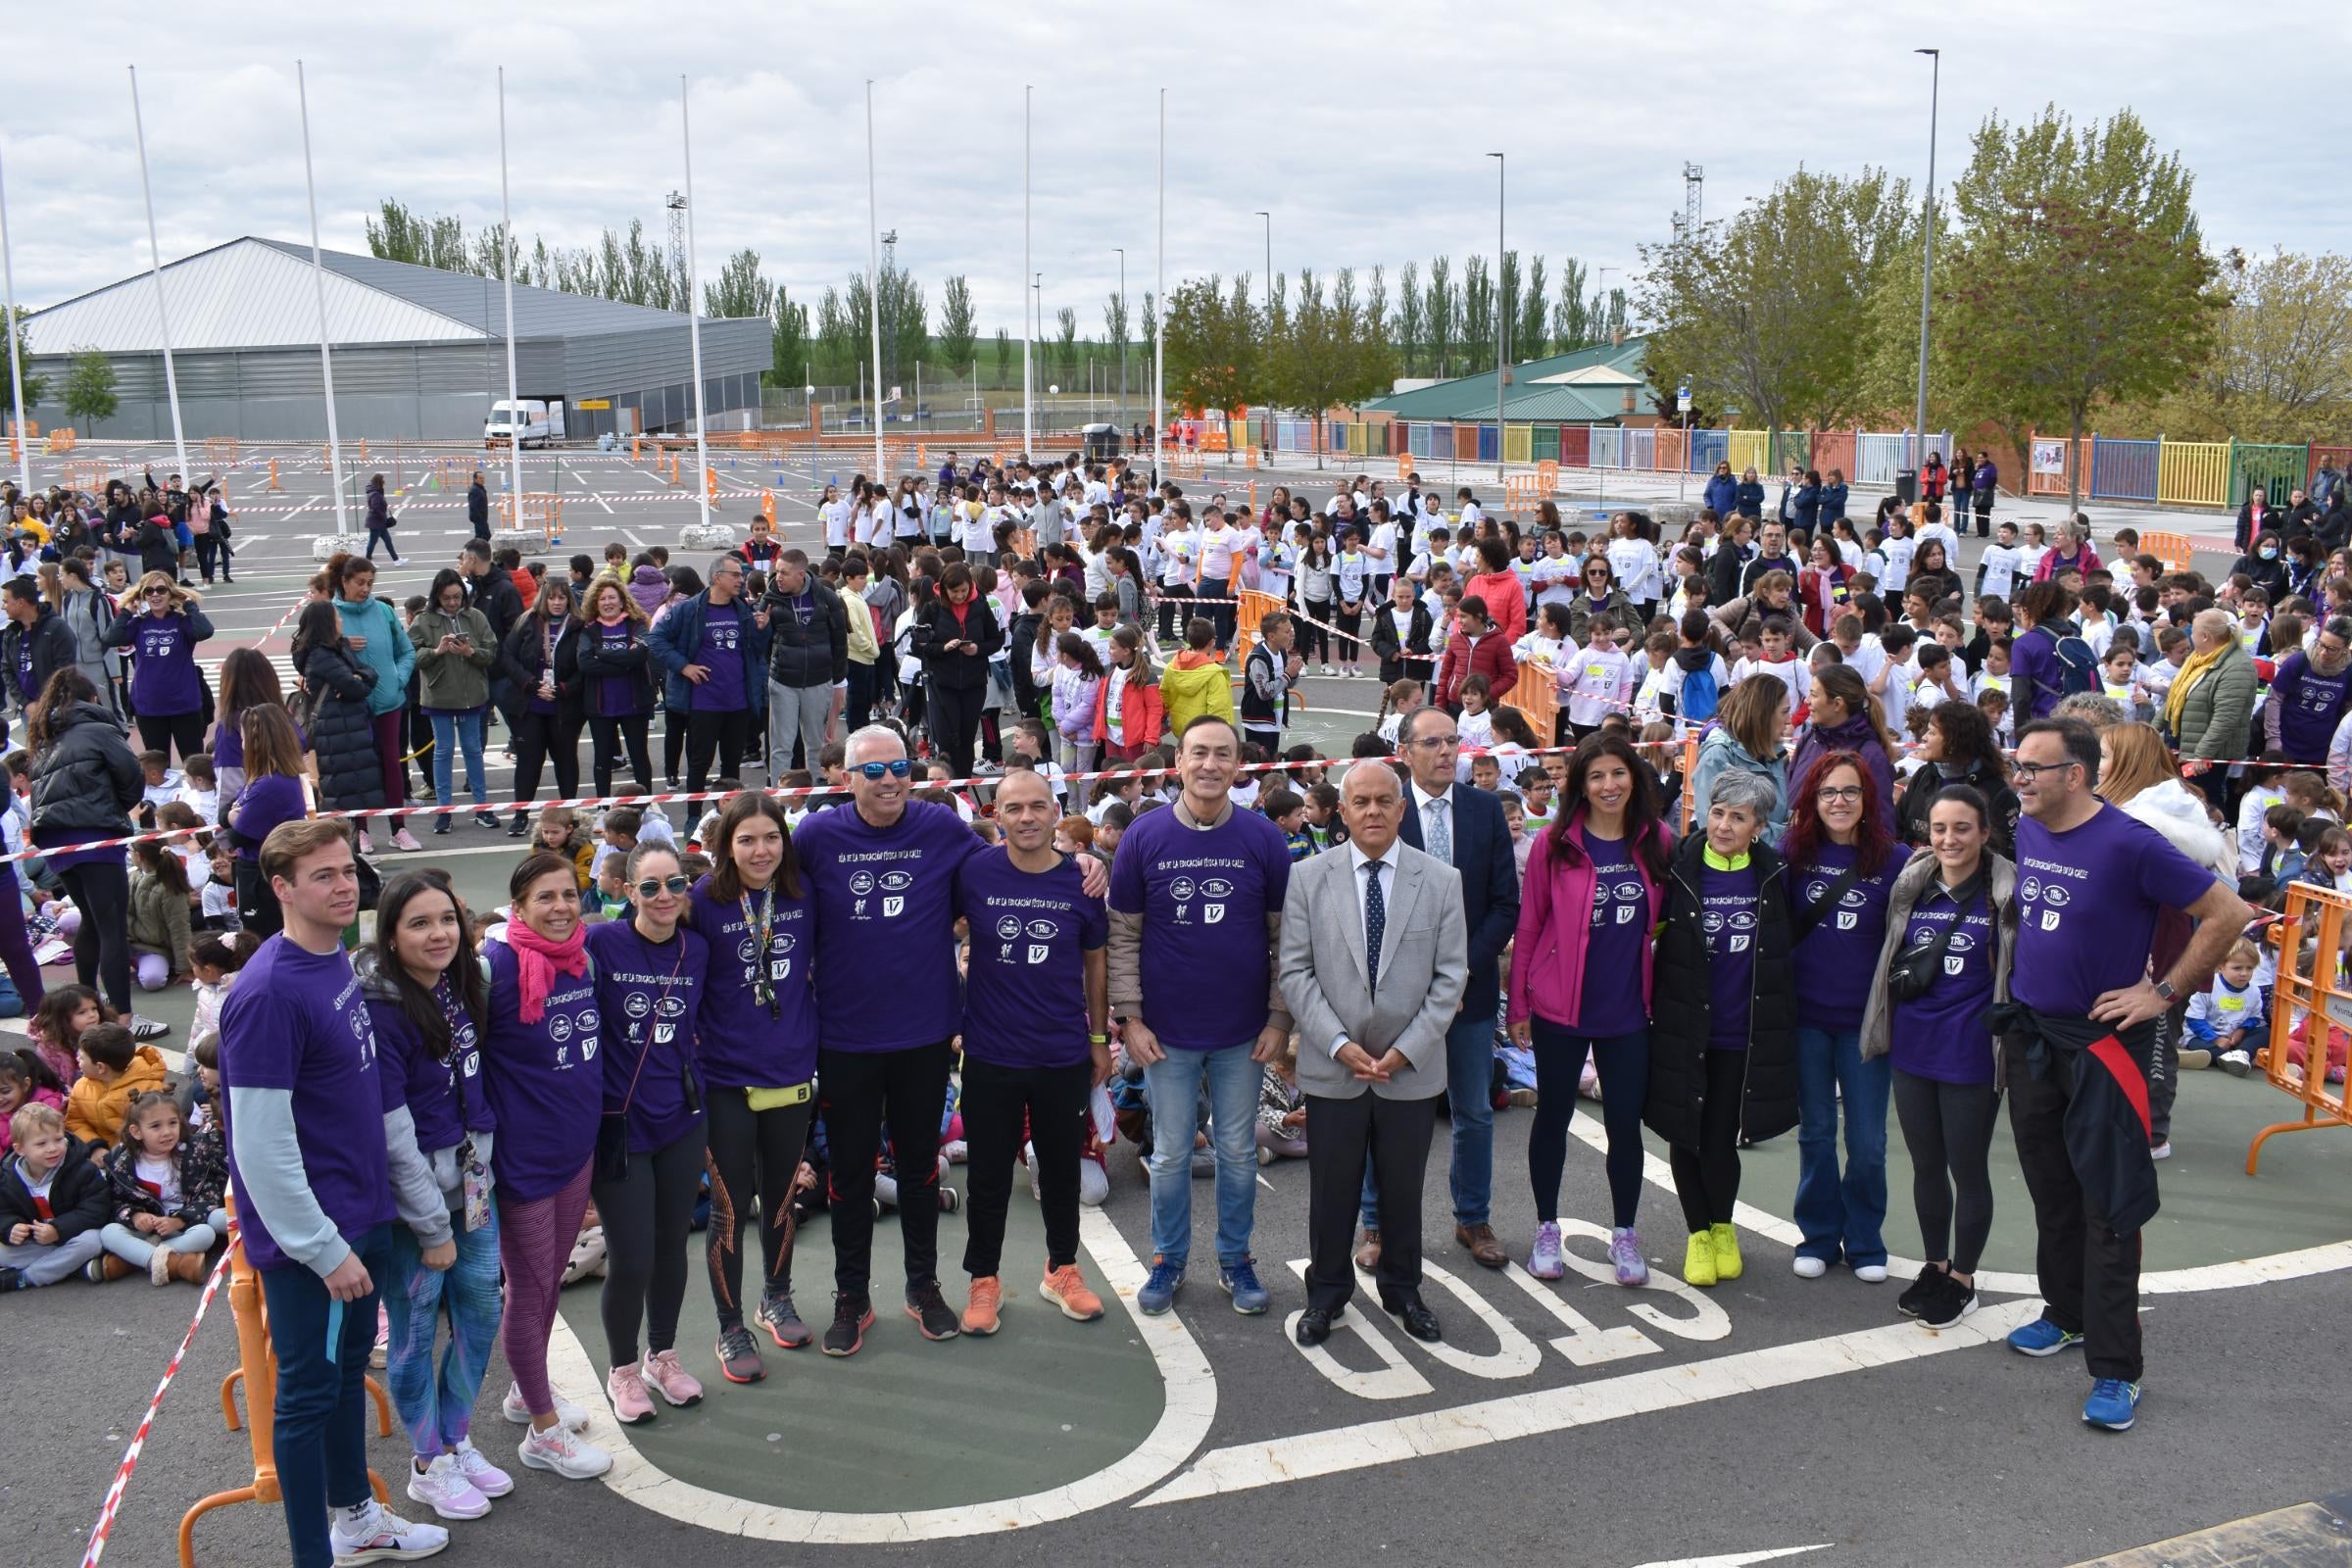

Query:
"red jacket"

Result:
[[1505, 812, 1672, 1028], [1435, 624, 1516, 710], [1463, 568, 1529, 645], [1093, 668, 1165, 751]]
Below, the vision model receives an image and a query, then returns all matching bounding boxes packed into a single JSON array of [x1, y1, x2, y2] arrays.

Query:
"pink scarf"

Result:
[[504, 917, 588, 1025]]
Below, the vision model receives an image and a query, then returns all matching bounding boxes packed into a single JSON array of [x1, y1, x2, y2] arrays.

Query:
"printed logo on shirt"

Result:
[[1592, 876, 1647, 928], [996, 915, 1024, 942], [883, 896, 906, 918]]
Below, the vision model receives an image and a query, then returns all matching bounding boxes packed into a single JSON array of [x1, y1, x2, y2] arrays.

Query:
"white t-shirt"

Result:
[[1366, 520, 1399, 571], [1607, 538, 1663, 604], [963, 505, 1000, 557], [1335, 551, 1370, 606], [1533, 556, 1580, 609], [1733, 654, 1811, 706], [1198, 524, 1239, 583], [821, 498, 854, 548], [134, 1152, 182, 1211], [1977, 542, 2024, 602], [1158, 529, 1197, 587], [1559, 645, 1635, 726]]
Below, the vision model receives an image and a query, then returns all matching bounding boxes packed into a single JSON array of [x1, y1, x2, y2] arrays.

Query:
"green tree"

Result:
[[935, 276, 979, 372], [1551, 257, 1592, 351], [993, 327, 1012, 385], [2182, 248, 2352, 442], [770, 289, 810, 388], [62, 349, 118, 426], [815, 288, 857, 385], [1054, 306, 1079, 384], [1268, 268, 1394, 468], [1938, 105, 2224, 512], [1518, 254, 1549, 360], [704, 248, 773, 318], [1101, 288, 1130, 363], [1393, 261, 1423, 376], [1460, 256, 1494, 373], [1423, 257, 1456, 377], [1161, 272, 1261, 421], [4, 308, 48, 425], [366, 200, 473, 272]]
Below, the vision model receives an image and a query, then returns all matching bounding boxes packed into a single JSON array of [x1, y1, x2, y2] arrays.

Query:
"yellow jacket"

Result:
[[1159, 650, 1235, 740], [65, 1045, 172, 1150]]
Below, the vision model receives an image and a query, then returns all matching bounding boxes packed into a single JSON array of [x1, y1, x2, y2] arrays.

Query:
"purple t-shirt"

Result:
[[129, 612, 203, 716], [1699, 862, 1761, 1051], [230, 773, 309, 863], [1109, 803, 1291, 1051], [585, 920, 709, 1155], [1574, 830, 1650, 1037], [480, 941, 603, 1202], [795, 798, 980, 1050], [13, 630, 32, 704], [687, 873, 818, 1088], [369, 974, 495, 1156], [2271, 650, 2352, 762], [956, 848, 1106, 1069], [2012, 805, 2219, 1016], [2009, 626, 2062, 721], [1888, 881, 1998, 1084], [693, 603, 746, 713], [1785, 839, 1899, 1030], [217, 936, 393, 1272], [591, 619, 649, 718]]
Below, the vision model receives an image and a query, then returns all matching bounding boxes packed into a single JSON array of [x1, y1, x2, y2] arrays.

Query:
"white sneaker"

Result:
[[327, 1497, 449, 1563], [501, 1384, 589, 1433], [1320, 663, 1335, 677], [126, 1015, 171, 1042], [2219, 1049, 2253, 1077], [1854, 1263, 1889, 1283], [356, 830, 374, 856], [2150, 1140, 2172, 1160], [1792, 1255, 1828, 1279], [451, 1439, 514, 1498], [404, 1453, 490, 1521], [514, 1422, 612, 1481]]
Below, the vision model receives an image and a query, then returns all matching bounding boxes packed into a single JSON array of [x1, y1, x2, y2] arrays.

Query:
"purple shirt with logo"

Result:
[[1109, 804, 1291, 1051], [1785, 839, 1899, 1030], [480, 941, 603, 1202], [1699, 862, 1761, 1051], [1889, 882, 1998, 1083], [369, 974, 496, 1153], [956, 848, 1106, 1069], [129, 612, 204, 716], [1575, 831, 1651, 1038], [693, 603, 746, 712], [585, 920, 710, 1154], [687, 873, 817, 1088], [795, 798, 981, 1050], [2271, 649, 2352, 762], [2013, 805, 2218, 1016], [592, 620, 649, 718]]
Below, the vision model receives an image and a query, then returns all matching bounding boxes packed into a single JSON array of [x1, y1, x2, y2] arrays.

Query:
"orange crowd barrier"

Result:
[[1536, 460, 1559, 496], [1501, 661, 1559, 749], [203, 437, 240, 466], [2141, 529, 2200, 574], [1503, 473, 1544, 514], [1396, 454, 1414, 481], [46, 428, 76, 454], [2247, 883, 2352, 1173], [501, 492, 566, 543], [1229, 588, 1287, 672]]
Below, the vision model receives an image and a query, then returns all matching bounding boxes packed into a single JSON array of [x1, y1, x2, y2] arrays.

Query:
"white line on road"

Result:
[[1632, 1549, 1832, 1568]]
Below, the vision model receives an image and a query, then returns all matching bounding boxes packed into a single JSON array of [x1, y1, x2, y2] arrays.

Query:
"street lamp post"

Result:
[[1489, 153, 1505, 484], [1913, 47, 1941, 477], [1114, 246, 1126, 435]]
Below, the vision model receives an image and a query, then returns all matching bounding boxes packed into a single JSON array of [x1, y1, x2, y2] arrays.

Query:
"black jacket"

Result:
[[1996, 1004, 2161, 1235], [764, 578, 850, 690], [133, 517, 180, 577], [1893, 756, 2020, 856], [1644, 833, 1799, 1149], [1370, 601, 1434, 666], [28, 699, 142, 838], [300, 642, 386, 812], [1706, 541, 1749, 607], [1398, 780, 1519, 1016], [1, 608, 78, 716], [0, 1136, 113, 1241], [573, 617, 658, 714], [467, 566, 525, 644], [1007, 609, 1046, 716], [499, 614, 586, 722], [466, 481, 489, 528], [912, 596, 1004, 693]]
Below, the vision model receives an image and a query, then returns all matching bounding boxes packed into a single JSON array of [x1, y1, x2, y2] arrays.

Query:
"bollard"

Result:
[[269, 460, 281, 493], [706, 467, 721, 510], [761, 489, 776, 520]]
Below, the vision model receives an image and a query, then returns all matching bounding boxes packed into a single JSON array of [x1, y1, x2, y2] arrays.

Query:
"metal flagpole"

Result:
[[1022, 85, 1033, 461], [1912, 47, 1941, 474], [680, 74, 710, 530], [0, 131, 31, 495], [498, 68, 524, 517], [1153, 87, 1163, 487], [127, 66, 189, 484], [296, 62, 351, 533], [865, 79, 885, 480]]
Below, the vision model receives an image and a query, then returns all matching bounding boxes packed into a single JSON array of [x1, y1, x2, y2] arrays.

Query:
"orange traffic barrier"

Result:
[[179, 1205, 392, 1568], [1229, 588, 1287, 672], [665, 455, 681, 487], [1536, 460, 1559, 496], [1503, 473, 1544, 514], [204, 436, 240, 466], [268, 460, 281, 493], [501, 492, 566, 543], [2247, 883, 2352, 1173], [1249, 481, 1258, 514], [45, 428, 76, 454], [760, 489, 776, 521], [1502, 661, 1559, 749], [1396, 454, 1414, 481], [2142, 529, 2200, 574], [631, 437, 643, 464], [706, 466, 721, 510], [1246, 448, 1259, 470]]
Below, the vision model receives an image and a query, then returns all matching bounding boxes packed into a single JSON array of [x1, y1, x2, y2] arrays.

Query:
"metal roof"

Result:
[[252, 239, 713, 338], [1364, 337, 1650, 421]]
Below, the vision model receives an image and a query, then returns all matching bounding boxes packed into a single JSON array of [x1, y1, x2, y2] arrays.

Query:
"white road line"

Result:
[[561, 458, 615, 513], [1632, 1549, 1833, 1568], [622, 529, 646, 549]]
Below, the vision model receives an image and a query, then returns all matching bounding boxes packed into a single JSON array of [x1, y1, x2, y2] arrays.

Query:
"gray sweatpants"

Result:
[[0, 1230, 105, 1287], [766, 681, 836, 779]]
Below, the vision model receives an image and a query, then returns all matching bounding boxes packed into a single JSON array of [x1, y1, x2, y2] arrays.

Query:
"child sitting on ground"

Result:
[[26, 985, 107, 1091], [127, 840, 195, 993], [2184, 939, 2265, 1076], [188, 930, 262, 1051], [0, 1102, 110, 1290], [135, 750, 184, 825], [177, 755, 220, 826], [65, 1022, 171, 1154], [94, 1090, 227, 1285], [1255, 1042, 1307, 1164], [0, 1049, 69, 1156]]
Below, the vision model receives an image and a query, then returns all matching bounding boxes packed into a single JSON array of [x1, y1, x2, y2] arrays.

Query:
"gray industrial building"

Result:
[[22, 236, 770, 443]]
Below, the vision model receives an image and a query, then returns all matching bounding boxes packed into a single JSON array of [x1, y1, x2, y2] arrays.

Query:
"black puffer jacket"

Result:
[[573, 616, 658, 714], [764, 578, 849, 691], [301, 642, 385, 812], [499, 613, 586, 724], [1893, 755, 2021, 855], [1643, 832, 1799, 1149], [911, 595, 1004, 693], [28, 699, 143, 838]]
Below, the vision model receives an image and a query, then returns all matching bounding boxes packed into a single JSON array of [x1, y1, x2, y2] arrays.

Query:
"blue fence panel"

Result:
[[1590, 426, 1623, 468], [2089, 437, 2160, 503], [1408, 421, 1431, 459], [1690, 429, 1729, 474], [1477, 423, 1499, 464]]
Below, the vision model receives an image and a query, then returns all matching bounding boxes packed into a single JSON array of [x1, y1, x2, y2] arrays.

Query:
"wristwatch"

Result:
[[2152, 979, 2177, 1003]]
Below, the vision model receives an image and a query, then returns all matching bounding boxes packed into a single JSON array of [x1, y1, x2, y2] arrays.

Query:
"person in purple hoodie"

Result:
[[99, 571, 214, 762], [2263, 615, 2352, 764], [1786, 664, 1898, 819], [2008, 582, 2073, 722]]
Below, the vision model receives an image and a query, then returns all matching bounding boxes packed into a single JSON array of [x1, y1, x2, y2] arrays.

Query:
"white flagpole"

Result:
[[1022, 85, 1032, 463], [498, 68, 524, 519], [0, 131, 30, 494], [296, 62, 351, 534], [680, 74, 710, 530], [1152, 87, 1163, 487], [864, 79, 885, 481], [128, 66, 189, 484]]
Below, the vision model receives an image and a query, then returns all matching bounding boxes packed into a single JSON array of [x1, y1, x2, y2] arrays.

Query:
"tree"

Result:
[[3, 308, 47, 424], [1054, 307, 1079, 384], [1518, 254, 1549, 360], [62, 349, 118, 426], [1394, 261, 1423, 376], [935, 276, 979, 372], [1498, 250, 1521, 367], [1268, 268, 1393, 468], [1460, 255, 1494, 373], [704, 248, 773, 319], [815, 287, 857, 386], [1161, 272, 1260, 421], [1423, 256, 1456, 376], [1101, 287, 1130, 361], [2179, 248, 2352, 442], [1938, 105, 2224, 512], [993, 327, 1012, 384], [366, 200, 472, 272], [1551, 257, 1592, 351], [769, 289, 810, 389]]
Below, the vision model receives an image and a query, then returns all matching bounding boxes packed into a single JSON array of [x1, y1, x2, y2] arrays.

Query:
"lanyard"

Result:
[[739, 884, 777, 1017]]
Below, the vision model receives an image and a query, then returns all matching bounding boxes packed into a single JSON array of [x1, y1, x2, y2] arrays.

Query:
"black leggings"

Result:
[[59, 859, 132, 1014], [510, 710, 581, 809], [662, 707, 689, 784], [703, 1090, 814, 1331], [136, 710, 207, 765], [1891, 1067, 2000, 1274], [1528, 1019, 1647, 1229], [929, 684, 984, 781], [591, 1123, 706, 1366], [1299, 600, 1332, 662], [1155, 583, 1195, 643], [685, 708, 750, 794], [1334, 605, 1362, 662], [961, 1055, 1090, 1278], [1668, 1048, 1747, 1232], [588, 714, 655, 800]]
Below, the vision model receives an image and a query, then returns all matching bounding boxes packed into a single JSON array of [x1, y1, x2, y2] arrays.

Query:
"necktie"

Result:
[[1427, 796, 1452, 865], [1363, 858, 1386, 993]]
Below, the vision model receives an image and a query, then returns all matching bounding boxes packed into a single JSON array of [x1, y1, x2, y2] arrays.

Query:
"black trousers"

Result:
[[846, 662, 877, 733], [59, 859, 132, 1013], [510, 710, 581, 808], [588, 714, 655, 799], [1300, 601, 1332, 662], [961, 1055, 1091, 1278], [929, 683, 984, 781], [2004, 1035, 2145, 1382], [1891, 1067, 1999, 1274], [1156, 583, 1195, 643], [662, 706, 689, 784], [819, 1040, 953, 1300], [703, 1089, 814, 1330], [193, 534, 222, 582], [591, 1123, 707, 1366], [1304, 1090, 1436, 1311], [136, 710, 207, 765], [1668, 1047, 1746, 1232], [233, 857, 283, 940], [685, 707, 751, 795], [364, 524, 403, 562]]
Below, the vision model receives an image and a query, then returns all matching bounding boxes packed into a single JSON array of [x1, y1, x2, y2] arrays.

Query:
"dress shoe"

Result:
[[1352, 1228, 1382, 1270], [1456, 1222, 1506, 1269], [1295, 1305, 1337, 1347], [1379, 1290, 1442, 1344]]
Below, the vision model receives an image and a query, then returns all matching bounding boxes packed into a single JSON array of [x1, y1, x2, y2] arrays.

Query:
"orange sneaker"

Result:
[[1040, 1263, 1104, 1322], [961, 1276, 1004, 1336]]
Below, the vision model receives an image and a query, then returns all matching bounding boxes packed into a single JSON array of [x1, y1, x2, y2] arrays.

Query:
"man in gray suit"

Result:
[[1279, 759, 1468, 1347]]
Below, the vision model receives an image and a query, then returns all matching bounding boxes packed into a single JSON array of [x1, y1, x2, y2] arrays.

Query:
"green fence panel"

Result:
[[2230, 442, 2306, 508], [1768, 429, 1813, 472], [1533, 423, 1560, 463]]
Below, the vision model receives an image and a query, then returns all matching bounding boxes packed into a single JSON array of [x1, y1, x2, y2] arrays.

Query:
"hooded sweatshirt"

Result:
[[1159, 649, 1235, 739], [65, 1044, 172, 1148], [1787, 712, 1896, 818]]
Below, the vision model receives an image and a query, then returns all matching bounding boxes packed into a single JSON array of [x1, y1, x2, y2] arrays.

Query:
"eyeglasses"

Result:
[[1816, 786, 1866, 804], [1409, 733, 1461, 750], [632, 875, 692, 899], [856, 759, 914, 780], [2011, 759, 2080, 782]]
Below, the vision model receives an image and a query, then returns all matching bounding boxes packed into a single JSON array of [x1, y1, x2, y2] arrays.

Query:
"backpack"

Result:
[[1678, 662, 1721, 725], [2052, 634, 2099, 696]]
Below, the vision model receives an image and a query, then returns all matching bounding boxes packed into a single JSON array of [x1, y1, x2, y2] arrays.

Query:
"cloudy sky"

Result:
[[7, 0, 2349, 333]]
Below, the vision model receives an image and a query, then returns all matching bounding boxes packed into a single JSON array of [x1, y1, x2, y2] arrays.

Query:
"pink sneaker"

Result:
[[1526, 1221, 1566, 1281], [390, 828, 424, 853], [1610, 1227, 1649, 1287], [642, 1348, 704, 1407], [606, 1361, 656, 1424]]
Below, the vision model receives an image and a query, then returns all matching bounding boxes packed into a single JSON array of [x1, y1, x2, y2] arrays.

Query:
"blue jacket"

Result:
[[1733, 480, 1765, 517], [1791, 482, 1823, 533], [1702, 474, 1739, 515], [647, 590, 772, 715], [1818, 481, 1849, 523], [1398, 781, 1521, 1017], [332, 595, 416, 716]]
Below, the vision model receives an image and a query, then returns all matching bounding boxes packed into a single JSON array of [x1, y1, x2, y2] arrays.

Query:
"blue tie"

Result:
[[1363, 858, 1386, 992]]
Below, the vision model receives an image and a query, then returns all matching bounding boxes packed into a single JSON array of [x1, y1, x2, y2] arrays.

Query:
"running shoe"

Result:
[[1137, 1256, 1185, 1315], [327, 1499, 449, 1564], [642, 1348, 703, 1406], [1792, 1255, 1829, 1280], [1854, 1262, 1889, 1283], [906, 1280, 961, 1341], [1682, 1232, 1717, 1287], [514, 1423, 610, 1480], [450, 1440, 513, 1498], [756, 1291, 812, 1349], [715, 1324, 765, 1385], [2083, 1378, 2143, 1431], [126, 1015, 172, 1042], [1218, 1257, 1270, 1314], [1526, 1221, 1565, 1281], [1896, 1264, 1947, 1318], [2149, 1141, 2172, 1160], [2219, 1049, 2252, 1077], [1708, 1222, 1742, 1281], [404, 1454, 490, 1522], [821, 1292, 874, 1356], [2006, 1317, 2085, 1357], [605, 1361, 656, 1424], [1609, 1227, 1648, 1287], [500, 1385, 589, 1432], [1040, 1263, 1103, 1321], [961, 1275, 1004, 1336], [1919, 1276, 1979, 1331], [390, 829, 423, 853]]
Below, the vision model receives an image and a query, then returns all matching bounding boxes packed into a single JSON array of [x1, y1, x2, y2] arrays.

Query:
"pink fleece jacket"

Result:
[[1505, 811, 1670, 1029]]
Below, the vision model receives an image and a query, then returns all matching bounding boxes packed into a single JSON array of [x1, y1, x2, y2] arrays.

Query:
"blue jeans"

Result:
[[383, 1203, 503, 1459], [1360, 1004, 1495, 1231], [258, 1224, 392, 1568], [1792, 1026, 1890, 1267], [427, 710, 489, 810], [1143, 1042, 1261, 1270]]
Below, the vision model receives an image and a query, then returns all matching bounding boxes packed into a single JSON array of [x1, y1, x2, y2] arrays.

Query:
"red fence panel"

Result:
[[1559, 424, 1591, 467]]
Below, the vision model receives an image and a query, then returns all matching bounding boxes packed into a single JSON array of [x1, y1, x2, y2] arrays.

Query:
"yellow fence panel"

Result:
[[2157, 440, 2230, 508], [1727, 430, 1770, 474], [1503, 424, 1533, 465]]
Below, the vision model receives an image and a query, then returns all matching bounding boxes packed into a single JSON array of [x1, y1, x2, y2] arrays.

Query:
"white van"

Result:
[[484, 399, 567, 449]]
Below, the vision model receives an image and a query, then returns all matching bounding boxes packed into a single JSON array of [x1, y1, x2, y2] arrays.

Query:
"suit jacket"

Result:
[[1399, 781, 1519, 1014], [1279, 842, 1467, 1101]]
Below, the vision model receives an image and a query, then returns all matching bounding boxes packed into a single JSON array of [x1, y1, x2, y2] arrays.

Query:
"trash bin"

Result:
[[1082, 422, 1120, 462], [1895, 467, 1919, 506]]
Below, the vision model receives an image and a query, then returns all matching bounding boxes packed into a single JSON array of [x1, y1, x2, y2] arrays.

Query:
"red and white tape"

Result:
[[80, 1247, 234, 1568]]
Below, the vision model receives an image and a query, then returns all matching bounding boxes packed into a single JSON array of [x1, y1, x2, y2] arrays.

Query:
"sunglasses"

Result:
[[144, 588, 173, 599], [856, 759, 914, 780], [632, 875, 693, 900]]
